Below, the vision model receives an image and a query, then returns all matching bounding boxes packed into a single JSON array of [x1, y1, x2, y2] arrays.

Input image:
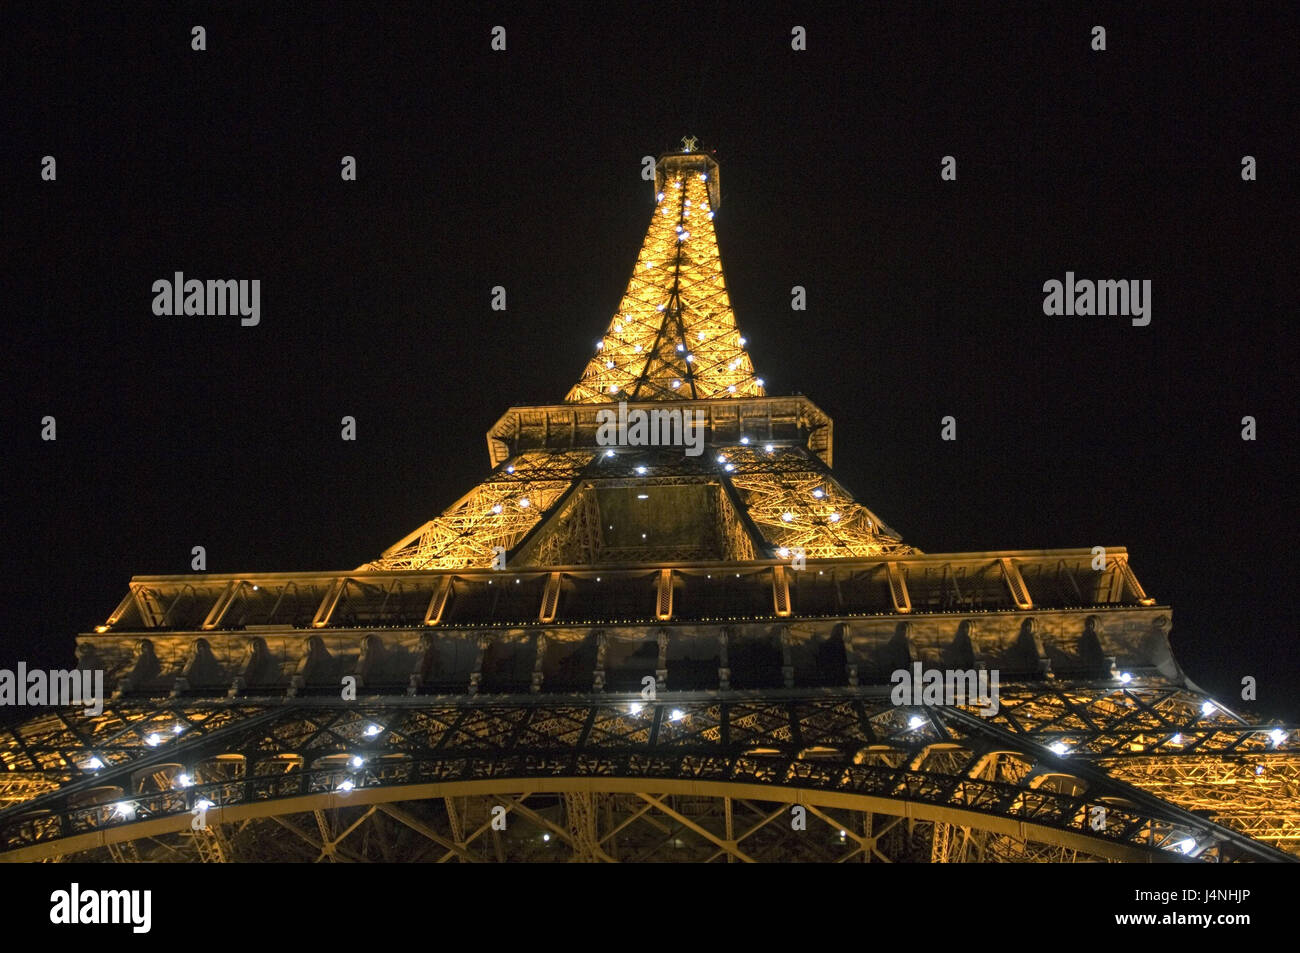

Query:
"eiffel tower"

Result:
[[2, 140, 1296, 864]]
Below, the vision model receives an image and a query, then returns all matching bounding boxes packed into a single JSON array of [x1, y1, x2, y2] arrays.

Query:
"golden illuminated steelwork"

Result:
[[2, 143, 1295, 864], [567, 150, 761, 404], [370, 148, 913, 571]]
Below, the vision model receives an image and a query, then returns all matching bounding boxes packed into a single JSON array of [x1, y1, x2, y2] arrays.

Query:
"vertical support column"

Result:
[[468, 633, 490, 696], [592, 631, 608, 693], [531, 632, 547, 694], [780, 625, 794, 688], [724, 797, 734, 864], [655, 629, 669, 692], [718, 628, 731, 691], [408, 632, 435, 696], [840, 622, 858, 687]]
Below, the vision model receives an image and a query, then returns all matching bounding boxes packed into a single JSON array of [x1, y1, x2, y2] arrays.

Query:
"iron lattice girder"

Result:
[[96, 546, 1151, 635], [566, 155, 761, 405], [370, 438, 914, 571], [485, 397, 834, 467], [0, 795, 1122, 863], [2, 689, 1294, 862]]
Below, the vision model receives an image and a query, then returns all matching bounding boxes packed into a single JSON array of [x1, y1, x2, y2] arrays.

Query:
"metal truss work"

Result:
[[1, 687, 1294, 862], [0, 793, 1141, 864], [371, 443, 913, 572], [369, 451, 595, 571], [719, 445, 914, 558], [8, 144, 1293, 864], [368, 141, 916, 573], [566, 147, 762, 404]]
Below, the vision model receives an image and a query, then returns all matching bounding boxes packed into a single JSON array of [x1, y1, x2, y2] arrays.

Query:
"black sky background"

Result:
[[3, 2, 1296, 721]]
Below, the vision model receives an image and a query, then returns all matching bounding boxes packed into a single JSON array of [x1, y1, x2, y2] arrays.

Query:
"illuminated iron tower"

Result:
[[2, 140, 1296, 863]]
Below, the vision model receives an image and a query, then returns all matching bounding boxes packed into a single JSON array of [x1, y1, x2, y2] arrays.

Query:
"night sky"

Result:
[[4, 3, 1296, 721]]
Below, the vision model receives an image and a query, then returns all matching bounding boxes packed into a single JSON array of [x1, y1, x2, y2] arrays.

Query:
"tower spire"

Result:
[[565, 144, 765, 403]]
